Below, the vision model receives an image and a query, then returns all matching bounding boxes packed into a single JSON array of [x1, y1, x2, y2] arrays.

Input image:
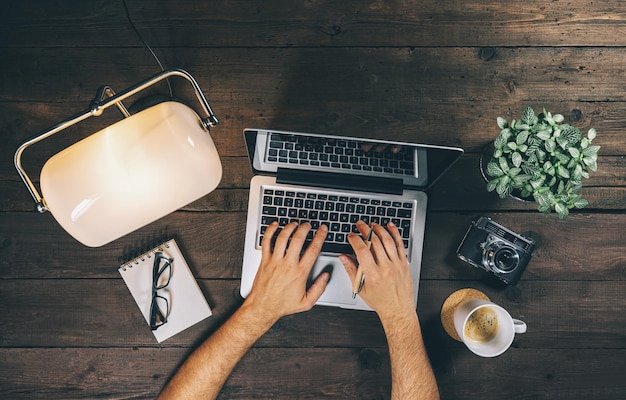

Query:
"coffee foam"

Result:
[[464, 306, 499, 342]]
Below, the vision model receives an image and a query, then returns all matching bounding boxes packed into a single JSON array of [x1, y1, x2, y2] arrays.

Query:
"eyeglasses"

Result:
[[150, 252, 173, 330]]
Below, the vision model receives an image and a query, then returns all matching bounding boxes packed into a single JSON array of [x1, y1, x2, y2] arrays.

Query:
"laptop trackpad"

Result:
[[309, 256, 357, 306]]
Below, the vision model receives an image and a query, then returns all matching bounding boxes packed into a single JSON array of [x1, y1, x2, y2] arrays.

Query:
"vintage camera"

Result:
[[457, 217, 535, 285]]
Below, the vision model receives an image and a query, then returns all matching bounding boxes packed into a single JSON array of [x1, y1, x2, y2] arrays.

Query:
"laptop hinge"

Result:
[[276, 168, 404, 195]]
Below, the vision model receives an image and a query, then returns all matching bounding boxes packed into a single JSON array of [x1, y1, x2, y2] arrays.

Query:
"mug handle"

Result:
[[513, 319, 527, 334]]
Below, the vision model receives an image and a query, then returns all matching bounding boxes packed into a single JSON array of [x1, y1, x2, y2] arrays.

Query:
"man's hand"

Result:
[[245, 222, 329, 325], [339, 220, 415, 320], [340, 221, 439, 399]]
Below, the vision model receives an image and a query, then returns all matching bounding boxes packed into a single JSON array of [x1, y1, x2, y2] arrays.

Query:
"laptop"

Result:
[[240, 128, 463, 311]]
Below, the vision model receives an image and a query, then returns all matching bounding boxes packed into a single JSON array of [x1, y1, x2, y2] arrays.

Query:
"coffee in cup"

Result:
[[464, 306, 499, 342], [454, 299, 526, 357]]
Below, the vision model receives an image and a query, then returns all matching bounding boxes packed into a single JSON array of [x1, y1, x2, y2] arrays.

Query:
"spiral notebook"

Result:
[[119, 238, 212, 342]]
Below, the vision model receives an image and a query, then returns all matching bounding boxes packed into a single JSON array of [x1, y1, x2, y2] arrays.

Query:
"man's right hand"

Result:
[[339, 220, 416, 320]]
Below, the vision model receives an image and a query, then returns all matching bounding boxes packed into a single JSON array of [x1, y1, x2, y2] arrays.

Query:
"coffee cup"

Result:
[[453, 298, 527, 357]]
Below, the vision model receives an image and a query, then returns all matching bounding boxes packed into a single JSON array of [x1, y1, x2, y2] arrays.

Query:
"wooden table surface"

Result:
[[1, 1, 624, 399]]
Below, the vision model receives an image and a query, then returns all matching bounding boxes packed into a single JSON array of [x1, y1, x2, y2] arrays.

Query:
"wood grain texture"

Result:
[[0, 347, 624, 399], [3, 0, 626, 47], [1, 1, 625, 399], [1, 278, 624, 349]]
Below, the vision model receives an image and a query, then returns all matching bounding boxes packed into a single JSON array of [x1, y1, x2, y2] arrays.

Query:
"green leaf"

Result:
[[567, 158, 577, 169], [580, 137, 589, 149], [587, 159, 598, 172], [553, 114, 565, 123], [582, 145, 600, 157], [536, 193, 551, 207], [521, 162, 541, 178], [555, 202, 569, 219], [548, 176, 557, 187], [555, 152, 570, 164], [582, 156, 595, 166], [530, 179, 544, 189], [572, 164, 583, 180], [494, 132, 507, 149], [560, 125, 582, 144], [516, 130, 530, 145], [487, 161, 504, 177], [496, 176, 511, 198], [499, 157, 510, 173], [587, 128, 597, 140], [545, 139, 556, 153], [543, 161, 553, 171], [512, 152, 523, 167], [556, 137, 569, 150], [536, 149, 547, 162], [574, 198, 589, 209], [486, 179, 498, 192], [537, 203, 552, 213], [507, 141, 518, 151], [501, 128, 512, 140], [508, 167, 521, 177], [513, 174, 533, 185], [521, 106, 538, 125], [568, 147, 580, 158], [536, 130, 552, 140], [497, 117, 509, 129]]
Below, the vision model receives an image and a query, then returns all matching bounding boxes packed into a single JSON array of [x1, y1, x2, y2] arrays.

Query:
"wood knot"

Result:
[[321, 25, 342, 38], [505, 79, 517, 94], [478, 47, 497, 61], [570, 109, 583, 122], [358, 349, 382, 370]]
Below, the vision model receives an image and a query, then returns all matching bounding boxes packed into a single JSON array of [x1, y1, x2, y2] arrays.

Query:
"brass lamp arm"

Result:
[[14, 68, 219, 213]]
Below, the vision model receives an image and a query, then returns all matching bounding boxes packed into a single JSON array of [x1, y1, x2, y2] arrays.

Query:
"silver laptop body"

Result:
[[241, 128, 463, 311]]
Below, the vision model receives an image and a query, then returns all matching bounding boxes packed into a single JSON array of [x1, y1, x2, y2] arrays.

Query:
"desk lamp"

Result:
[[14, 69, 222, 247]]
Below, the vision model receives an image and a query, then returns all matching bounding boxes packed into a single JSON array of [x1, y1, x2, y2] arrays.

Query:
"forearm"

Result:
[[380, 313, 440, 400], [159, 302, 275, 400]]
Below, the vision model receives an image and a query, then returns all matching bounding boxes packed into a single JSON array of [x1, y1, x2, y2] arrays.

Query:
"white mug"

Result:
[[453, 299, 527, 357]]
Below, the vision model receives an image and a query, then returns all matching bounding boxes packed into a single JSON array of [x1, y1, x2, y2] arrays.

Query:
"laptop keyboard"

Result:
[[258, 186, 414, 254], [266, 133, 415, 177]]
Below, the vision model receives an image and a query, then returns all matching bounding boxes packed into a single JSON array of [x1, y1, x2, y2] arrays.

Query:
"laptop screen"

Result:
[[244, 129, 463, 191]]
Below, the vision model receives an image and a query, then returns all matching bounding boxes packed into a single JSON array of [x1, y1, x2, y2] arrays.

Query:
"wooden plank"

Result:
[[1, 279, 624, 349], [3, 0, 626, 48], [1, 212, 624, 280], [0, 211, 247, 279], [0, 347, 624, 399], [2, 47, 625, 154]]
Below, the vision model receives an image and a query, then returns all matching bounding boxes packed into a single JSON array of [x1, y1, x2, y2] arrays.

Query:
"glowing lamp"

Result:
[[14, 69, 222, 247]]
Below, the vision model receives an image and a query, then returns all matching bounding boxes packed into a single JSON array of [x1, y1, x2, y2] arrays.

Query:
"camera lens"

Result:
[[483, 240, 520, 273], [492, 247, 519, 272]]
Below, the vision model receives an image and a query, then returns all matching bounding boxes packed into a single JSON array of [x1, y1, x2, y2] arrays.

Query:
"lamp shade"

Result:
[[40, 101, 222, 247]]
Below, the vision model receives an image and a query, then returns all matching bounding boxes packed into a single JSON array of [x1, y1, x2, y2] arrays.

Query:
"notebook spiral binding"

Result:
[[119, 237, 172, 271]]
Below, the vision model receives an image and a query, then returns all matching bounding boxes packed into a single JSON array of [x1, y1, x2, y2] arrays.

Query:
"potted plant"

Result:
[[483, 106, 600, 219]]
